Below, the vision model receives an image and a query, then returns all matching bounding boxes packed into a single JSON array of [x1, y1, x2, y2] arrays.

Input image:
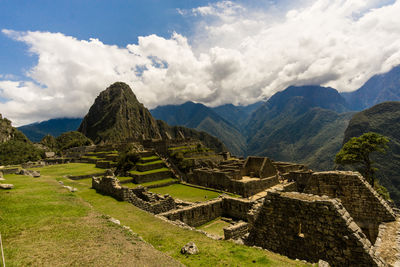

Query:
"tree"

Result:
[[335, 132, 389, 185]]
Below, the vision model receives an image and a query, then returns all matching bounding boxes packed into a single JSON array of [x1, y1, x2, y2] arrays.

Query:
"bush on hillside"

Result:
[[0, 140, 44, 165], [56, 131, 93, 151]]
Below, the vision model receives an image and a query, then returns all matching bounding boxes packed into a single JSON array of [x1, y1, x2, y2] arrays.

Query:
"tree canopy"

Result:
[[335, 132, 389, 185]]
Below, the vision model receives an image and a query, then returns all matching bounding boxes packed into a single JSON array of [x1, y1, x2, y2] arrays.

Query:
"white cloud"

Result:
[[1, 0, 400, 126]]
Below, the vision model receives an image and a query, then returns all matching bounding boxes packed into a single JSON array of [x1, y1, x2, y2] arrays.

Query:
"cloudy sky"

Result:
[[1, 0, 400, 126]]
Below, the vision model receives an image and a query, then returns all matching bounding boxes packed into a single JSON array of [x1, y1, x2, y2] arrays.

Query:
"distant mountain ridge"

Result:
[[18, 118, 82, 142], [151, 102, 247, 155], [342, 65, 400, 110]]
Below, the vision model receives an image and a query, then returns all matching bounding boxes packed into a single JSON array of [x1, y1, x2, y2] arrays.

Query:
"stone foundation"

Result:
[[92, 176, 176, 214], [247, 191, 385, 266]]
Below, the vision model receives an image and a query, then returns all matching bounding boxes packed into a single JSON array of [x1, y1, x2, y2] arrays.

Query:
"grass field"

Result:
[[37, 163, 104, 177], [197, 217, 231, 237], [0, 174, 181, 266], [150, 184, 222, 202], [136, 160, 164, 166], [0, 163, 311, 267]]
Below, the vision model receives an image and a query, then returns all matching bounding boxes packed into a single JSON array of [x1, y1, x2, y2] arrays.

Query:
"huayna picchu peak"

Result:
[[78, 82, 161, 143]]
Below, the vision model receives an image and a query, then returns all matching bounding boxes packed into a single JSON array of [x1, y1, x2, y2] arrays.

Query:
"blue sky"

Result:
[[1, 0, 400, 125], [0, 0, 216, 77]]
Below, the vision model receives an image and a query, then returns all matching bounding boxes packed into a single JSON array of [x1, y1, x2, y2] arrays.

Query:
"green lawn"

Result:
[[1, 163, 311, 266], [36, 163, 104, 177], [129, 167, 169, 175], [197, 217, 231, 237], [0, 174, 180, 266], [150, 184, 221, 202]]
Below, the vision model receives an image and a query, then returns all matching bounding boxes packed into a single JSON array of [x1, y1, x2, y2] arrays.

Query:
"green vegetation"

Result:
[[335, 132, 389, 185], [115, 150, 140, 174], [136, 160, 163, 166], [1, 163, 309, 266], [127, 178, 177, 188], [0, 173, 181, 266], [40, 134, 58, 150], [0, 117, 44, 165], [140, 155, 160, 161], [129, 167, 169, 175], [116, 176, 133, 183], [0, 139, 44, 165], [343, 102, 400, 204], [197, 218, 231, 237], [37, 163, 104, 177], [150, 184, 221, 202], [56, 131, 93, 150]]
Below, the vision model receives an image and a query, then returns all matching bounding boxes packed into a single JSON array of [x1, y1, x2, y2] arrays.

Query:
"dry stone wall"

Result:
[[224, 222, 248, 240], [159, 199, 224, 227], [247, 191, 385, 266], [159, 197, 254, 227], [188, 169, 278, 197], [303, 171, 396, 242], [241, 157, 277, 178], [92, 176, 175, 214]]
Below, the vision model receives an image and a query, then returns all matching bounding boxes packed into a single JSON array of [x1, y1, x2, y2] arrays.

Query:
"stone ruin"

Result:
[[74, 139, 398, 265], [92, 172, 176, 214], [185, 156, 306, 197]]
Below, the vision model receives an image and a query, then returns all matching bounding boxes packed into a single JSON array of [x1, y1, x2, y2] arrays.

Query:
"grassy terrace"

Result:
[[140, 155, 160, 161], [124, 178, 177, 188], [150, 184, 221, 202], [0, 163, 311, 266], [136, 160, 164, 166], [129, 167, 169, 175], [197, 217, 231, 237], [37, 163, 104, 177]]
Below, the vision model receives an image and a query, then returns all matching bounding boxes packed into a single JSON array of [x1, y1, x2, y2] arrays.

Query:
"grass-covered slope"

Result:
[[343, 101, 400, 204], [0, 163, 310, 266], [245, 86, 353, 170], [0, 173, 182, 266], [0, 114, 44, 165]]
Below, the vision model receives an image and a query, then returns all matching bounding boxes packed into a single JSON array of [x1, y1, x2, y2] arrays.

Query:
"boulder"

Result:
[[0, 184, 14, 189], [17, 169, 40, 177], [180, 242, 199, 255]]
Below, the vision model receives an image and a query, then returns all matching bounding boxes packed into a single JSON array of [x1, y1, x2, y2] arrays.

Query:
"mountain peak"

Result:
[[78, 82, 161, 143]]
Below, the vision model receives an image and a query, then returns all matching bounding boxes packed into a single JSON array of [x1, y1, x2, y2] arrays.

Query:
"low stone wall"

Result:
[[68, 172, 106, 180], [159, 199, 224, 227], [130, 170, 172, 183], [159, 197, 254, 227], [95, 161, 116, 169], [92, 176, 176, 214], [303, 171, 396, 242], [137, 162, 165, 172], [247, 191, 385, 266], [0, 168, 20, 174], [188, 169, 279, 197], [223, 197, 253, 221], [224, 222, 248, 240]]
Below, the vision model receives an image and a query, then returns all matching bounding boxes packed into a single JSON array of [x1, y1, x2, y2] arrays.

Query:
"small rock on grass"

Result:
[[0, 184, 14, 189], [181, 242, 199, 255]]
